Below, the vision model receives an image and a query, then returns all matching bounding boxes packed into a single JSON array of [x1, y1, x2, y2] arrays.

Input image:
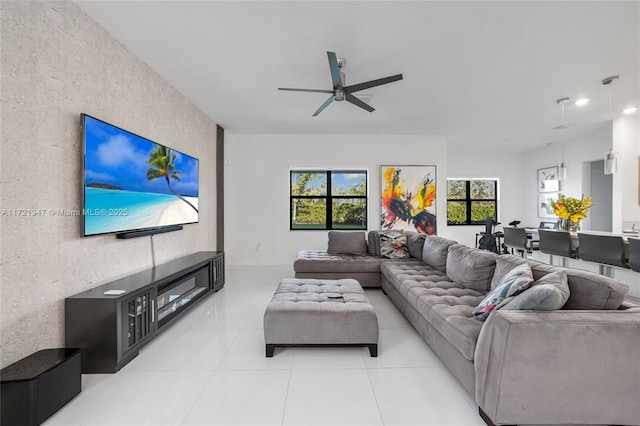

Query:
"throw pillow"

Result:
[[405, 231, 426, 260], [490, 255, 529, 290], [500, 270, 570, 311], [422, 235, 458, 272], [446, 244, 497, 291], [327, 231, 367, 255], [379, 230, 409, 259], [367, 231, 382, 256], [472, 263, 534, 321]]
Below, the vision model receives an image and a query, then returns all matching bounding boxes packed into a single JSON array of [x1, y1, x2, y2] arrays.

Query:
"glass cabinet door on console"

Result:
[[157, 264, 210, 328], [122, 289, 156, 353]]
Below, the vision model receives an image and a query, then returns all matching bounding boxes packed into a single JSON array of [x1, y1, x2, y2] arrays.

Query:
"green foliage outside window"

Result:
[[447, 180, 467, 199], [470, 180, 496, 199], [292, 198, 326, 229], [332, 198, 366, 228], [447, 179, 498, 225], [447, 201, 467, 224], [471, 202, 496, 223], [291, 171, 367, 230]]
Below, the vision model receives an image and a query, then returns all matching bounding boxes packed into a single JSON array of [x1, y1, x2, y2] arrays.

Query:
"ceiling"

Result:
[[75, 1, 639, 153]]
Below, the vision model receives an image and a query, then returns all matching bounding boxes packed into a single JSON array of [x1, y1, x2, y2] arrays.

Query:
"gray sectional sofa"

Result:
[[293, 231, 640, 426]]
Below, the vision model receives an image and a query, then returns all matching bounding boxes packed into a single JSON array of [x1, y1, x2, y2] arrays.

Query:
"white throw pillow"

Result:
[[500, 271, 570, 311]]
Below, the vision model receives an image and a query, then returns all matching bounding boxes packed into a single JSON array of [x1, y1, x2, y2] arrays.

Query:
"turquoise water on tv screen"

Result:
[[84, 187, 192, 236]]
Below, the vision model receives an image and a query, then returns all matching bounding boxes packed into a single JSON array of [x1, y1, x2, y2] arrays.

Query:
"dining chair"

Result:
[[502, 227, 530, 257], [538, 229, 575, 266], [577, 233, 628, 277], [627, 237, 640, 273]]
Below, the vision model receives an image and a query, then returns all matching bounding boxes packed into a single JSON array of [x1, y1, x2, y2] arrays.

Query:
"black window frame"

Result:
[[446, 178, 498, 225], [290, 170, 368, 230]]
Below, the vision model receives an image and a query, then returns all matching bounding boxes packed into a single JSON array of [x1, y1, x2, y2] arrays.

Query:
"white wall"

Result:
[[522, 118, 639, 231], [225, 134, 447, 265], [1, 2, 218, 367], [445, 150, 526, 248], [523, 124, 611, 228], [613, 115, 640, 232]]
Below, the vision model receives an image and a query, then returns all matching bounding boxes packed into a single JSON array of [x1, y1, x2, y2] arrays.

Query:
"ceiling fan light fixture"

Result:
[[623, 107, 638, 115], [575, 98, 590, 106], [278, 51, 403, 116]]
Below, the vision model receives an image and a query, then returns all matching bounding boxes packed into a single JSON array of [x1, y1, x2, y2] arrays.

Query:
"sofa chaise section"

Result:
[[293, 230, 425, 288], [294, 250, 387, 287]]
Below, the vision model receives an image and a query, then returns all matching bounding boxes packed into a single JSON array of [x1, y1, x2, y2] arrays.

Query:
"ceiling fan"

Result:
[[278, 51, 403, 116]]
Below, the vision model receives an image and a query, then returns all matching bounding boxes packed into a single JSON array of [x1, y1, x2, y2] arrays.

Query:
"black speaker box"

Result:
[[1, 348, 81, 426]]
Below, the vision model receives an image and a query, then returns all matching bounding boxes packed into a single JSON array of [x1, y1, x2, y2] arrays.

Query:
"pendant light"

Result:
[[602, 75, 619, 175], [559, 149, 569, 180], [555, 97, 570, 180], [604, 150, 617, 175]]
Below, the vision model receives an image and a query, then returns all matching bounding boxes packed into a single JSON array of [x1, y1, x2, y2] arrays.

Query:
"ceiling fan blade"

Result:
[[345, 74, 403, 94], [278, 87, 334, 94], [327, 51, 342, 90], [346, 93, 375, 113], [313, 96, 335, 117]]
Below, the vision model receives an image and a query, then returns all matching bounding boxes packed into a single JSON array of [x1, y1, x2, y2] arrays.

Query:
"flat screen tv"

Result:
[[82, 114, 199, 237]]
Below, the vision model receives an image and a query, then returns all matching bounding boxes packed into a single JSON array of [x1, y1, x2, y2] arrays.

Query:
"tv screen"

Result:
[[82, 114, 199, 237]]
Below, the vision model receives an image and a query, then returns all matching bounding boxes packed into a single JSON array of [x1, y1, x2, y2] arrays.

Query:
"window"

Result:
[[290, 170, 367, 230], [447, 179, 498, 225]]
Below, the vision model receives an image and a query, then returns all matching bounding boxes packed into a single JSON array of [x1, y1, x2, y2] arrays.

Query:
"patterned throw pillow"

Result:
[[379, 230, 409, 259], [472, 263, 534, 321], [500, 270, 570, 311]]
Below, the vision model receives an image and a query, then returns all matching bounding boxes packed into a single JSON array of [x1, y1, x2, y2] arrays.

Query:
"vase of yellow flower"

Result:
[[552, 194, 593, 232]]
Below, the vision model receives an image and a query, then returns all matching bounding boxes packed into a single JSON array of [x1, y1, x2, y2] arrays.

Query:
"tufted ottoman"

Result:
[[263, 278, 378, 357]]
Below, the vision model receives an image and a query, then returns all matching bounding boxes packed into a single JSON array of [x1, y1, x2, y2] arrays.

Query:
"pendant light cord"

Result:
[[602, 75, 619, 174], [561, 101, 566, 161], [609, 90, 613, 149]]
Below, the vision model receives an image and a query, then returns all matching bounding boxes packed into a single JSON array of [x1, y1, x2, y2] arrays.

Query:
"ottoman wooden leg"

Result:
[[266, 344, 275, 357], [368, 344, 378, 357]]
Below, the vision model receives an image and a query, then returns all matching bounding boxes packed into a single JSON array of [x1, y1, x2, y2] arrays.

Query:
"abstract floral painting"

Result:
[[381, 165, 437, 234]]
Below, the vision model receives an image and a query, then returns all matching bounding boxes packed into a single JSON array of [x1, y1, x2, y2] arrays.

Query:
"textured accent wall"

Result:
[[1, 1, 217, 367]]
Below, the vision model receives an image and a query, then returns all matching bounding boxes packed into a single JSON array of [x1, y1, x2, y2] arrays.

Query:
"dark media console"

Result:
[[65, 251, 224, 373]]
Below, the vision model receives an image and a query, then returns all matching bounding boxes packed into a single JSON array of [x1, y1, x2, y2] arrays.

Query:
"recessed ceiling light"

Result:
[[623, 107, 637, 115], [575, 98, 590, 106]]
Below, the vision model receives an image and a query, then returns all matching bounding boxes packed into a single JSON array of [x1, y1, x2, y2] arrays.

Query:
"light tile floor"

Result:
[[45, 265, 486, 426]]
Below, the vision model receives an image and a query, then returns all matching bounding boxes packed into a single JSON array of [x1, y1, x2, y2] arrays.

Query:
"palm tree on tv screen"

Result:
[[146, 144, 198, 213]]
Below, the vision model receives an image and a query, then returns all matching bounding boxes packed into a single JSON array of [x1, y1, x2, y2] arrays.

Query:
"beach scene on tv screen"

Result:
[[84, 116, 199, 236]]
